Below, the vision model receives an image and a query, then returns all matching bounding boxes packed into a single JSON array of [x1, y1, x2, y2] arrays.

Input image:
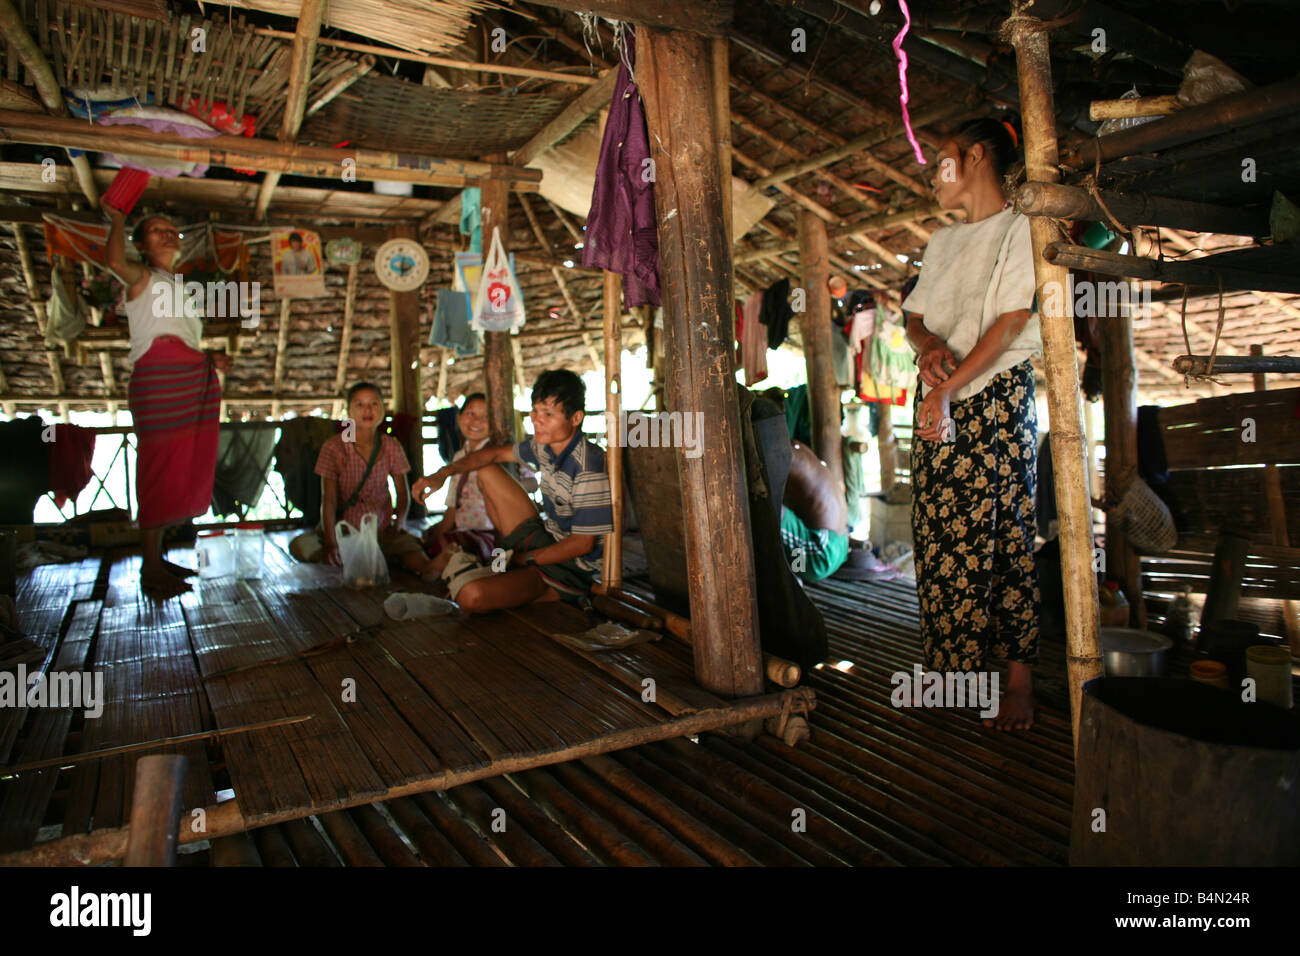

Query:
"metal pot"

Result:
[[1100, 628, 1174, 678]]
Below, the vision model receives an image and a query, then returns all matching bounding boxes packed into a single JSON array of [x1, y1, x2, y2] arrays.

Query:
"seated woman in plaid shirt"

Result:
[[290, 381, 439, 581], [413, 369, 614, 612]]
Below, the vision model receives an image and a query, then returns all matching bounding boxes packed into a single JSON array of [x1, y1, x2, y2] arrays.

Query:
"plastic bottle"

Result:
[[196, 530, 234, 579], [234, 522, 265, 580]]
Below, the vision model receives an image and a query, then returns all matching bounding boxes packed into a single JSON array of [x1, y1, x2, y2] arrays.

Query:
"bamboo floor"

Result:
[[0, 535, 800, 859], [3, 535, 1092, 866]]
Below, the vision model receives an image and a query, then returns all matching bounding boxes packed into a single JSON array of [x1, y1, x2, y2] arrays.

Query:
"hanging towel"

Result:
[[459, 187, 482, 254], [211, 426, 276, 517], [431, 289, 480, 356], [739, 293, 768, 386], [760, 278, 792, 349], [48, 423, 96, 508]]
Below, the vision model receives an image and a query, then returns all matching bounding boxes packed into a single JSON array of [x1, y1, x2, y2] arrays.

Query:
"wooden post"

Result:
[[122, 754, 187, 867], [1100, 271, 1146, 628], [332, 261, 359, 418], [877, 408, 896, 493], [603, 271, 624, 589], [639, 26, 764, 710], [797, 210, 845, 500], [1007, 7, 1103, 750], [387, 223, 424, 472], [712, 35, 733, 248], [1251, 344, 1300, 653], [480, 162, 516, 445], [271, 298, 291, 419]]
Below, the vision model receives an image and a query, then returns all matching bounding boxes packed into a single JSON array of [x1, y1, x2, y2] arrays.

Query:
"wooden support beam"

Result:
[[1089, 93, 1181, 121], [603, 270, 624, 590], [1006, 8, 1103, 752], [332, 262, 359, 418], [123, 755, 187, 867], [735, 202, 945, 263], [1100, 279, 1146, 629], [9, 222, 49, 335], [256, 0, 320, 219], [271, 299, 291, 419], [511, 68, 617, 168], [388, 223, 424, 472], [798, 211, 845, 502], [1065, 76, 1300, 169], [480, 164, 516, 445], [0, 110, 543, 190], [730, 145, 838, 224], [252, 28, 603, 86], [1043, 242, 1300, 295], [1019, 181, 1267, 238], [639, 25, 763, 711]]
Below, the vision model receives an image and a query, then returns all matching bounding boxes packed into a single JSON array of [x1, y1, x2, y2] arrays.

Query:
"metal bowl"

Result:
[[1100, 628, 1174, 678]]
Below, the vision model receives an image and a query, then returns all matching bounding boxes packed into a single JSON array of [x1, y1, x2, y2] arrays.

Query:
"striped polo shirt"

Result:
[[514, 431, 614, 572]]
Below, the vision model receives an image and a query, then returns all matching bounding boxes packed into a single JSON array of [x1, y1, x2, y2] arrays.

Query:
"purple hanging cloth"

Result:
[[581, 32, 661, 307]]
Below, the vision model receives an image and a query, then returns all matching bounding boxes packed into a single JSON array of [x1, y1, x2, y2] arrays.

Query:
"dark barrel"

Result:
[[1071, 677, 1300, 865]]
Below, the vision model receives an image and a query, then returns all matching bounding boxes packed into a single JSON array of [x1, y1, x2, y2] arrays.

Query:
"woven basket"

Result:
[[1111, 478, 1178, 554]]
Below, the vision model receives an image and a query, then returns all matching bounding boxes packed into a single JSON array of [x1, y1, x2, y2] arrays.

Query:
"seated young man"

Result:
[[412, 369, 613, 613], [781, 441, 850, 581]]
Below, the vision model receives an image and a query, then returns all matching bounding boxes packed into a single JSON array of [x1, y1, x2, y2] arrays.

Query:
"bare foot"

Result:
[[163, 559, 198, 578], [141, 567, 191, 598], [984, 661, 1034, 731], [986, 685, 1035, 730]]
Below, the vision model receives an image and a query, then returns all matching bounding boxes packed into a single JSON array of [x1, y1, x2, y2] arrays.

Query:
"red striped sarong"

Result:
[[128, 336, 220, 529]]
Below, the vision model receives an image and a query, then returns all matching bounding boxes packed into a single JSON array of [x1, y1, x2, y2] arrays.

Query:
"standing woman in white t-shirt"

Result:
[[901, 118, 1043, 731], [104, 203, 230, 597]]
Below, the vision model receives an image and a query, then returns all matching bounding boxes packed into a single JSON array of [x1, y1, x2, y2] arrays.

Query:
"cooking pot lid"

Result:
[[1100, 628, 1173, 653]]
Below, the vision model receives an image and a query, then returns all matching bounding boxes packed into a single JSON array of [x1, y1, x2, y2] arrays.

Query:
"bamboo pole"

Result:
[[0, 0, 97, 204], [1089, 93, 1181, 121], [603, 270, 624, 589], [1018, 180, 1266, 238], [122, 755, 187, 867], [251, 27, 602, 86], [1172, 354, 1300, 376], [1006, 6, 1102, 751], [0, 689, 814, 866], [1043, 242, 1300, 296], [511, 68, 617, 167], [332, 261, 358, 418], [0, 110, 543, 189], [303, 54, 375, 119], [256, 0, 323, 219], [1251, 344, 1300, 654], [271, 298, 291, 418], [734, 202, 945, 263]]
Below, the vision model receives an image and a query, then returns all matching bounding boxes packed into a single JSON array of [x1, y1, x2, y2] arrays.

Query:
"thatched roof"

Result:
[[1, 0, 1297, 414]]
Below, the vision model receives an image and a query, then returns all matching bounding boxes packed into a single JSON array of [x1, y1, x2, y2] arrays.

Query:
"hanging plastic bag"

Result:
[[471, 225, 525, 333], [335, 514, 389, 588]]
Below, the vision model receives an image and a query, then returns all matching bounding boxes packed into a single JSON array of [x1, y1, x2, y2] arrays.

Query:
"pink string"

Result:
[[891, 0, 927, 165]]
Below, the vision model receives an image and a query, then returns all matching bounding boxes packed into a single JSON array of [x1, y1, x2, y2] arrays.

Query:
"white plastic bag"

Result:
[[335, 514, 389, 588], [384, 591, 457, 620], [471, 225, 525, 333]]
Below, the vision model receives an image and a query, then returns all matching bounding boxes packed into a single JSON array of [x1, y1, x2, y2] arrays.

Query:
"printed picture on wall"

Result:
[[271, 227, 327, 298]]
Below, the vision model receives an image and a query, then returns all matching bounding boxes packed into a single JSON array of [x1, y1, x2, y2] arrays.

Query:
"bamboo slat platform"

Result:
[[164, 574, 1079, 867], [0, 536, 805, 859]]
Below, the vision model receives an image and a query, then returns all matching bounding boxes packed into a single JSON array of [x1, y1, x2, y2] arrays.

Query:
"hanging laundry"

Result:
[[431, 289, 480, 356], [760, 278, 793, 349], [582, 32, 661, 308], [739, 293, 768, 386], [211, 426, 276, 517], [48, 424, 96, 509], [459, 187, 482, 254]]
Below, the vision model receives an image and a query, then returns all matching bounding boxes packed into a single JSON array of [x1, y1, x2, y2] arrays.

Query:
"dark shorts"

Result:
[[500, 515, 595, 604]]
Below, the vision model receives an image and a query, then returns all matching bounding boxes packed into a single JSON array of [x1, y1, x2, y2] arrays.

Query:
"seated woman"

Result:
[[422, 392, 496, 574], [290, 382, 439, 581], [780, 441, 850, 581]]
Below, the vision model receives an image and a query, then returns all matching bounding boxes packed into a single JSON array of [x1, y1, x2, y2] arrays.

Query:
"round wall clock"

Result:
[[374, 238, 429, 291]]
